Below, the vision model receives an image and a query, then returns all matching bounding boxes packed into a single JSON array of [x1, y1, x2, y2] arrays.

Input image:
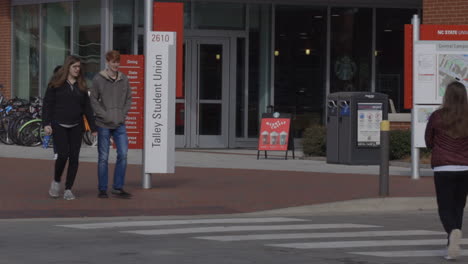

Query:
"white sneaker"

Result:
[[63, 189, 75, 200], [447, 229, 462, 259], [48, 181, 60, 198]]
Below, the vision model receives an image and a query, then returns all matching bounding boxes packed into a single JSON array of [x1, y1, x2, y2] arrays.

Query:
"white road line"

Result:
[[268, 239, 468, 249], [57, 217, 306, 229], [121, 224, 380, 235], [351, 249, 468, 257], [195, 230, 444, 241]]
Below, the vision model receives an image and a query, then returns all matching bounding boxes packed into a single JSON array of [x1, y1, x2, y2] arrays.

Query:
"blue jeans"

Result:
[[97, 124, 128, 191]]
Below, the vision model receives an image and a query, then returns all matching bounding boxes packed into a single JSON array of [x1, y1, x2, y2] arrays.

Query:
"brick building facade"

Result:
[[423, 0, 468, 24], [0, 0, 11, 99]]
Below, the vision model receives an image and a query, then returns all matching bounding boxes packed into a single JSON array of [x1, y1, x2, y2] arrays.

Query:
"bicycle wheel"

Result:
[[10, 114, 32, 145], [18, 120, 42, 147]]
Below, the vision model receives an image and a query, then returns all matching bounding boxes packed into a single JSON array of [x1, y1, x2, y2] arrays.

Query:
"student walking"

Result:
[[42, 55, 96, 200], [425, 81, 468, 260], [90, 50, 132, 199]]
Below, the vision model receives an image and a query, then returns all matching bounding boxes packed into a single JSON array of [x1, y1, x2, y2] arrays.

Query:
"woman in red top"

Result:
[[425, 81, 468, 260]]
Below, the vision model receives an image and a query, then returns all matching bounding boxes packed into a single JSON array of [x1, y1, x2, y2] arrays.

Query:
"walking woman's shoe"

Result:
[[48, 181, 60, 198], [447, 229, 462, 259], [63, 189, 76, 200]]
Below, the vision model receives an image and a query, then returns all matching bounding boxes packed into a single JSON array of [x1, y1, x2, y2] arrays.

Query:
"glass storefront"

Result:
[[113, 0, 135, 55], [274, 6, 327, 137], [13, 5, 39, 99], [76, 0, 101, 84], [11, 0, 420, 147], [330, 8, 372, 93], [41, 2, 71, 93], [376, 8, 417, 112]]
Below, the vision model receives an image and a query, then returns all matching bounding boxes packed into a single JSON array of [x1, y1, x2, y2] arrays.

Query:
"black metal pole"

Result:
[[379, 120, 390, 196]]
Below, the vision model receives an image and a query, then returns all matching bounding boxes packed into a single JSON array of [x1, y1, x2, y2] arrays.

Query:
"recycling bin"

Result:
[[326, 92, 388, 165]]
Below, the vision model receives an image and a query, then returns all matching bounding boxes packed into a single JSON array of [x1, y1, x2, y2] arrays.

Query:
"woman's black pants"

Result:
[[434, 170, 468, 234], [52, 124, 83, 190]]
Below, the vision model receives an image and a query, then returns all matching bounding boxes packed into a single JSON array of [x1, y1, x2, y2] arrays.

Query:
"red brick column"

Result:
[[423, 0, 468, 24], [0, 0, 11, 99]]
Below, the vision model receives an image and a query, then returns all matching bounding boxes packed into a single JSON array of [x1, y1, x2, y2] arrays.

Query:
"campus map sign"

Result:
[[405, 25, 468, 148]]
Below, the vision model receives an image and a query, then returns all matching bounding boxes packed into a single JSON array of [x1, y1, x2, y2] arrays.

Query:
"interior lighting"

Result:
[[305, 49, 311, 55], [216, 54, 221, 60], [274, 50, 280, 56]]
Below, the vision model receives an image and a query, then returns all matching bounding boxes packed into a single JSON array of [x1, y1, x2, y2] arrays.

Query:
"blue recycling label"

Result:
[[340, 106, 350, 116]]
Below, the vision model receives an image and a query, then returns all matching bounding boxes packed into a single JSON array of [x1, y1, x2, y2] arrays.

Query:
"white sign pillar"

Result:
[[144, 31, 176, 171], [411, 14, 421, 180], [142, 0, 176, 189]]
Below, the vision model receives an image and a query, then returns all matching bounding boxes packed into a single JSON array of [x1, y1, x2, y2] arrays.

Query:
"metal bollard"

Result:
[[379, 120, 390, 196]]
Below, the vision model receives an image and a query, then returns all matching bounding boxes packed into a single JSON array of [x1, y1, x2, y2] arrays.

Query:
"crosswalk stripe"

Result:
[[351, 250, 468, 257], [268, 239, 468, 249], [121, 224, 380, 236], [57, 217, 305, 229], [195, 230, 445, 241]]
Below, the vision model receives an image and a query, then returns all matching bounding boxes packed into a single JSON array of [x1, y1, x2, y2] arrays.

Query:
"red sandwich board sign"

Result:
[[257, 113, 295, 160]]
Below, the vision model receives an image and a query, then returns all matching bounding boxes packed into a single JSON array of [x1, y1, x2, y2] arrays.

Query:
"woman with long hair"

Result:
[[42, 55, 96, 200], [425, 81, 468, 260]]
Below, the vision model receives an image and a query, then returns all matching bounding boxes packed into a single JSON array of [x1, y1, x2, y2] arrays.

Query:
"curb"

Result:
[[244, 197, 437, 216]]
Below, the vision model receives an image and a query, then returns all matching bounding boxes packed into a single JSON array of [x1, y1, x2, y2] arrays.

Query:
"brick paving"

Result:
[[0, 157, 435, 219]]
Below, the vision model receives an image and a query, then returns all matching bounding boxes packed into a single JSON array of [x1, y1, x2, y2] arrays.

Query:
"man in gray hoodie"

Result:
[[90, 50, 132, 199]]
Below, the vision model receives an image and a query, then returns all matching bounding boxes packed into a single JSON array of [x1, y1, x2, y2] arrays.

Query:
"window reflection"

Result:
[[376, 8, 417, 112], [113, 0, 134, 55], [249, 4, 271, 138], [274, 6, 327, 137], [330, 8, 372, 93], [75, 0, 101, 84], [42, 2, 71, 95], [194, 2, 245, 30], [13, 5, 39, 99]]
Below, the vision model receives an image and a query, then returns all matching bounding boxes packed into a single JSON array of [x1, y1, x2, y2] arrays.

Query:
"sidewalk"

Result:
[[0, 144, 436, 219]]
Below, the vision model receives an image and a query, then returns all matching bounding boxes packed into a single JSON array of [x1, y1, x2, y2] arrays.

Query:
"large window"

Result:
[[75, 0, 101, 84], [330, 8, 372, 93], [13, 5, 39, 99], [42, 2, 71, 95], [274, 6, 327, 137], [113, 0, 134, 55], [193, 2, 245, 30], [376, 8, 417, 112], [245, 4, 272, 138]]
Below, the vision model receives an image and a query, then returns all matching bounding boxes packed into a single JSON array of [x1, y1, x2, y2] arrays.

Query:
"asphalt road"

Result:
[[0, 210, 461, 264]]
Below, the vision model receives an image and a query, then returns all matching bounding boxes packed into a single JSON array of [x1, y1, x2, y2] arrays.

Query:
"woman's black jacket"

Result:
[[42, 81, 96, 132]]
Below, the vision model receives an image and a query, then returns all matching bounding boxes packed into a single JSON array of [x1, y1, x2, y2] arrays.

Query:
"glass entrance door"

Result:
[[176, 38, 230, 148]]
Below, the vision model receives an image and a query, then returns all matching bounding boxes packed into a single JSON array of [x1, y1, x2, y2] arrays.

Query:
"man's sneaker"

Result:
[[63, 189, 75, 200], [447, 229, 462, 259], [111, 188, 132, 199], [48, 181, 60, 198], [98, 190, 108, 199]]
